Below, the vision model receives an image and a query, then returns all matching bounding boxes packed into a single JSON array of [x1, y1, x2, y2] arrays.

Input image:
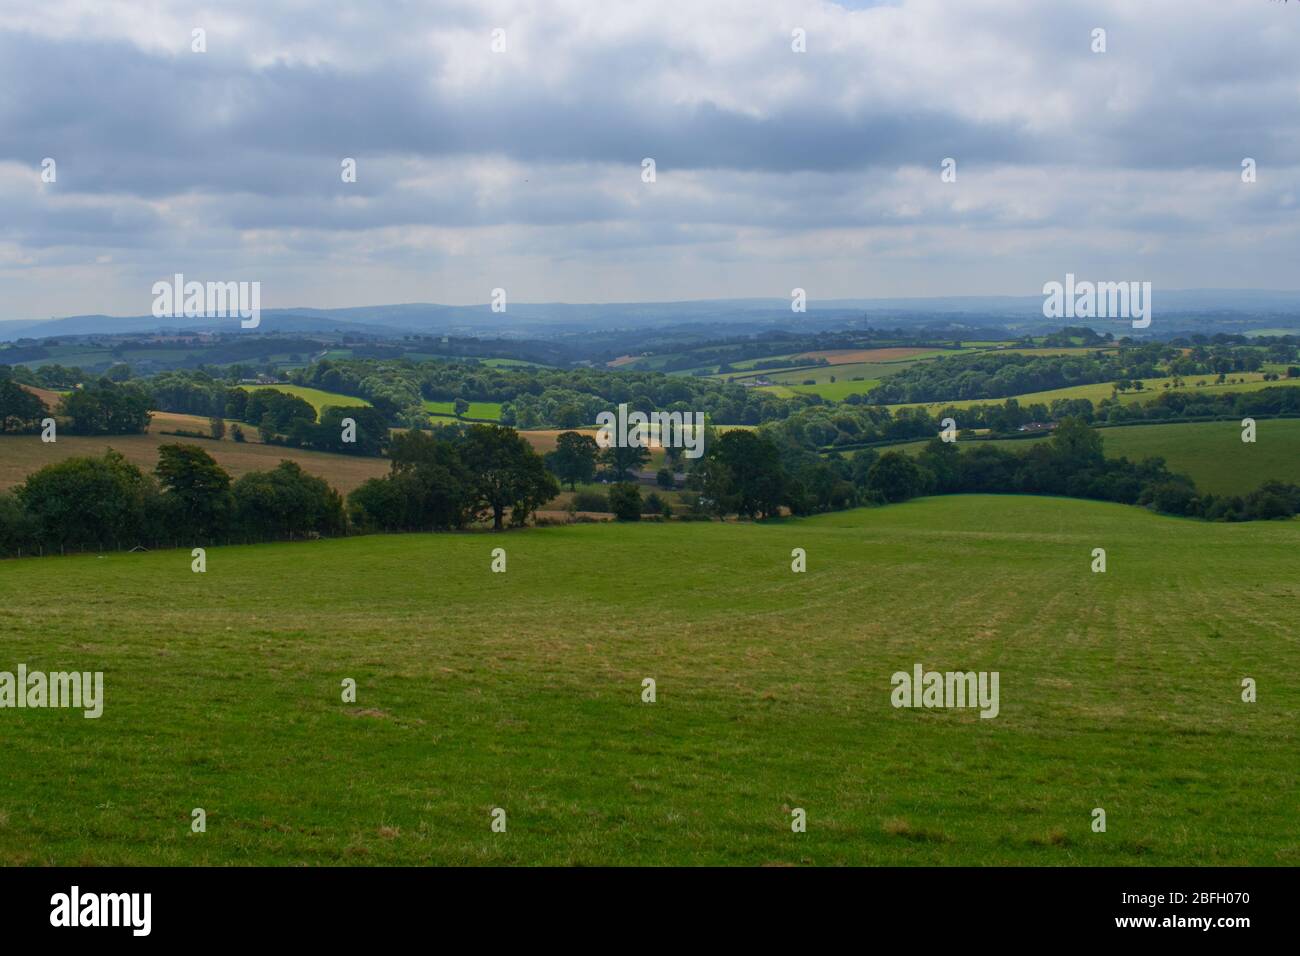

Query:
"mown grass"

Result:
[[0, 496, 1295, 866]]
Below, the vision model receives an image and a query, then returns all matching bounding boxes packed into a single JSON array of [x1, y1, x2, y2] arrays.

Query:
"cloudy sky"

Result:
[[1, 0, 1298, 320]]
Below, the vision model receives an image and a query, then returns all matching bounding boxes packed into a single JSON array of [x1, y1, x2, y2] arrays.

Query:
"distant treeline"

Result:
[[843, 425, 1300, 522], [783, 385, 1300, 449], [866, 342, 1297, 405], [0, 371, 390, 457], [0, 376, 152, 436], [693, 417, 1296, 523], [294, 358, 811, 428], [0, 424, 561, 558], [3, 418, 1296, 560], [73, 363, 811, 431]]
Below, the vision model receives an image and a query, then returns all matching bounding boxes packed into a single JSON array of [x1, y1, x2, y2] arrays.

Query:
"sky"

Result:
[[1, 0, 1298, 321]]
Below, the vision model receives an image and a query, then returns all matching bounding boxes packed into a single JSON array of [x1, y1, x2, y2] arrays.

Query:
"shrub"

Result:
[[571, 490, 610, 512], [608, 482, 642, 521]]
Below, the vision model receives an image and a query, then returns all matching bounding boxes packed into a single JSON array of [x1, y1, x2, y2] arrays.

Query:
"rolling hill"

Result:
[[0, 496, 1294, 865]]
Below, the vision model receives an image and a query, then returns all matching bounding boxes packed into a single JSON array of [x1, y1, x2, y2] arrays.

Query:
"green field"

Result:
[[889, 373, 1293, 415], [1099, 420, 1300, 493], [424, 400, 503, 422], [893, 419, 1300, 496], [762, 361, 894, 384], [478, 359, 550, 369], [1, 495, 1295, 865], [728, 358, 930, 387], [239, 384, 370, 417], [784, 378, 882, 400]]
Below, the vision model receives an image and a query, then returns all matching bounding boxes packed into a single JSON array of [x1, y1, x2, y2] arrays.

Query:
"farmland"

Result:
[[0, 495, 1294, 866], [893, 419, 1300, 497], [0, 413, 389, 495], [423, 400, 504, 422], [886, 372, 1293, 415], [239, 384, 370, 416]]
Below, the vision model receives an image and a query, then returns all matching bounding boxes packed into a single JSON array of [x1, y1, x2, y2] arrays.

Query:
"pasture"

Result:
[[424, 400, 504, 422], [893, 419, 1300, 497], [239, 385, 371, 416], [0, 496, 1294, 866], [887, 373, 1293, 415]]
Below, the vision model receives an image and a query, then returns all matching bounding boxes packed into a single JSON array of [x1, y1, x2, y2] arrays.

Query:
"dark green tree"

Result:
[[547, 431, 599, 489], [155, 443, 233, 538], [599, 442, 650, 481], [608, 482, 642, 521], [459, 425, 559, 530], [0, 379, 46, 433], [18, 450, 160, 547], [866, 451, 927, 503]]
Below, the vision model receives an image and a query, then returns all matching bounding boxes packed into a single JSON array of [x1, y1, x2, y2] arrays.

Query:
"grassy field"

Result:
[[888, 373, 1294, 415], [479, 359, 550, 369], [893, 419, 1300, 496], [785, 378, 882, 400], [0, 412, 389, 495], [0, 495, 1294, 866], [424, 400, 503, 422], [239, 385, 371, 416], [729, 357, 928, 386], [1089, 420, 1300, 494]]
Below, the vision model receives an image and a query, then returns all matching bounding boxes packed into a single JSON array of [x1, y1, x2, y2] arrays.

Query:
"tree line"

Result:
[[0, 424, 560, 557], [553, 419, 1300, 524]]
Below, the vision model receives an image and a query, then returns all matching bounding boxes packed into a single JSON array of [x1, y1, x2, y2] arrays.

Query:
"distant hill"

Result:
[[4, 289, 1300, 342]]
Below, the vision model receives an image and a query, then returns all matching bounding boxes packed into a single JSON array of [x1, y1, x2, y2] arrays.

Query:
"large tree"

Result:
[[155, 443, 233, 538], [59, 379, 152, 435], [866, 451, 928, 503], [599, 442, 650, 482], [231, 461, 345, 539], [698, 429, 790, 519], [547, 430, 599, 489], [0, 379, 46, 433], [459, 425, 559, 530], [361, 428, 474, 530], [18, 450, 159, 547]]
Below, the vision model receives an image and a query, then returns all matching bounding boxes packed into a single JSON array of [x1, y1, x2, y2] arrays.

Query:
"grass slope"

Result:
[[0, 496, 1295, 866]]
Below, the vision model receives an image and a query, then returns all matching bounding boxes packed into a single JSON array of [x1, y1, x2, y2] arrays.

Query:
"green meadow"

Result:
[[888, 373, 1291, 415], [783, 378, 882, 400], [424, 400, 504, 421], [239, 384, 371, 416], [0, 496, 1295, 866], [893, 419, 1300, 496], [1097, 420, 1300, 493]]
